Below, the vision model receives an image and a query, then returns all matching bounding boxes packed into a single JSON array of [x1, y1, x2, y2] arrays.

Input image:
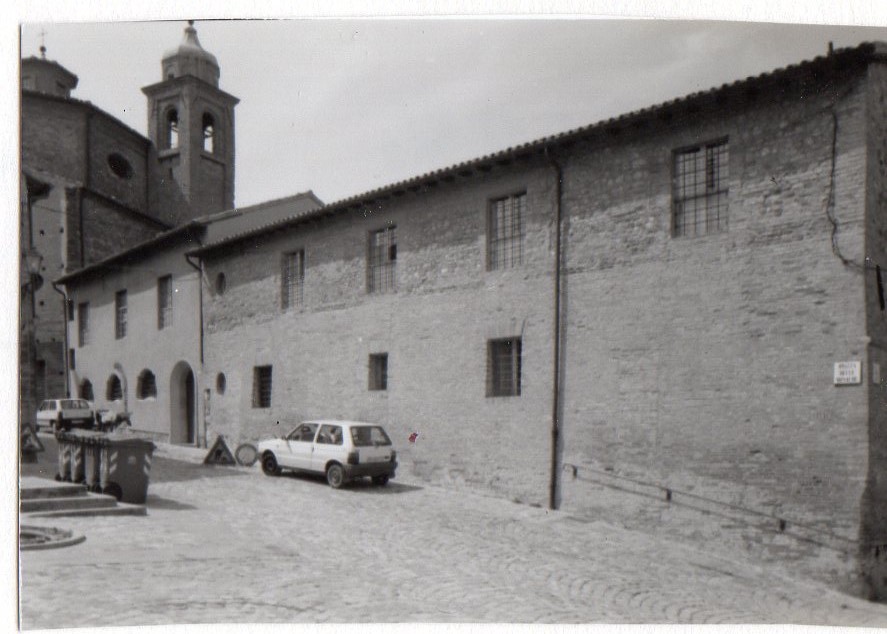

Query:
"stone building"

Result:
[[57, 40, 887, 599], [188, 43, 887, 598], [20, 22, 237, 413]]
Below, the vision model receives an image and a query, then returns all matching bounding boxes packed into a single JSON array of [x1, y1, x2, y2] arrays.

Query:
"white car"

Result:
[[36, 398, 96, 432], [258, 420, 397, 488]]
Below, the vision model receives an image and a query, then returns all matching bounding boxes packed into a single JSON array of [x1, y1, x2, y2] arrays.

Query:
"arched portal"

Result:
[[169, 361, 196, 445]]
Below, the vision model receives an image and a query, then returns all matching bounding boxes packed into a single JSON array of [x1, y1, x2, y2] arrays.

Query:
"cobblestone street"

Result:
[[18, 444, 887, 627]]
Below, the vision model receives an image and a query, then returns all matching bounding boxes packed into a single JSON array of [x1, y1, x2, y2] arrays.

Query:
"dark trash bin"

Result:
[[57, 430, 155, 504], [99, 435, 156, 504]]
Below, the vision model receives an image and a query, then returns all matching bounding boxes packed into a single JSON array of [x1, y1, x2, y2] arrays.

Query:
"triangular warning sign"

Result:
[[203, 435, 236, 466], [21, 425, 44, 453]]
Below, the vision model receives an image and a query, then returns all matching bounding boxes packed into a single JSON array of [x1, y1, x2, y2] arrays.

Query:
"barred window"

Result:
[[672, 139, 729, 237], [281, 250, 305, 310], [368, 226, 397, 294], [487, 337, 521, 397], [106, 374, 123, 401], [253, 365, 273, 408], [137, 369, 157, 399], [158, 275, 173, 329], [77, 302, 89, 347], [115, 291, 127, 339], [369, 353, 388, 391], [488, 193, 525, 270]]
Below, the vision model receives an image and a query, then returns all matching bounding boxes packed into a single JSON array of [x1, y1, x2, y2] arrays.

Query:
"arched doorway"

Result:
[[169, 361, 196, 445]]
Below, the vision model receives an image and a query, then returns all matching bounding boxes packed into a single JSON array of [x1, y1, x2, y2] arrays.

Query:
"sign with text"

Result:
[[834, 361, 862, 385]]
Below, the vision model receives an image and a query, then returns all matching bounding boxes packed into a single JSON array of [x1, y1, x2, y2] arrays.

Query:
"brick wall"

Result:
[[203, 164, 557, 503], [862, 58, 887, 599], [196, 54, 884, 594], [21, 96, 88, 183], [88, 115, 149, 213], [79, 195, 161, 266], [558, 72, 872, 540]]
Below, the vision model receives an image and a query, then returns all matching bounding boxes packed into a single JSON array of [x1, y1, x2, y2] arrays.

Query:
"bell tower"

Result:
[[142, 21, 239, 216]]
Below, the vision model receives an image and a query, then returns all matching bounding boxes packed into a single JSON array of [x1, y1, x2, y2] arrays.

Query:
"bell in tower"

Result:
[[142, 21, 239, 217]]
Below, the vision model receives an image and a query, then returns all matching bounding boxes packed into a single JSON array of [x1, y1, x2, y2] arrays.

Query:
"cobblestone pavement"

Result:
[[19, 457, 887, 628]]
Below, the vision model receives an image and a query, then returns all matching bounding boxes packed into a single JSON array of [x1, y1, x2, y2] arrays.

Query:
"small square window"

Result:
[[369, 353, 388, 391], [487, 337, 521, 397], [252, 365, 273, 408]]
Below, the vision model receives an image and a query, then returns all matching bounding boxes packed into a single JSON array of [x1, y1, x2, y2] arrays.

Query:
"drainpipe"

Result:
[[544, 146, 564, 511], [184, 249, 206, 447], [51, 282, 71, 397]]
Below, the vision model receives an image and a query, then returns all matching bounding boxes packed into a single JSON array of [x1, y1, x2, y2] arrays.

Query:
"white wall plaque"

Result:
[[834, 361, 862, 385]]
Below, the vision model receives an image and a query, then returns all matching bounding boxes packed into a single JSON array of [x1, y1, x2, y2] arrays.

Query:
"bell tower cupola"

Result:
[[142, 21, 239, 216]]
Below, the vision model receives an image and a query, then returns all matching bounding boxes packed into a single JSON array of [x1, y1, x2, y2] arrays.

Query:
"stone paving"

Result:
[[19, 449, 887, 628]]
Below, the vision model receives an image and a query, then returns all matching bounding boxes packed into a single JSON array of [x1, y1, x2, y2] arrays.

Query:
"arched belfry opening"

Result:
[[202, 112, 215, 153], [165, 108, 179, 149]]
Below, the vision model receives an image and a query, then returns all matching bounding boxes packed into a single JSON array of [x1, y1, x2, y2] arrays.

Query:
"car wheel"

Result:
[[261, 452, 280, 476], [372, 475, 389, 486], [326, 463, 345, 489]]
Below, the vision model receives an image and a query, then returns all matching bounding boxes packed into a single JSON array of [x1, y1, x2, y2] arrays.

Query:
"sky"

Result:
[[17, 13, 887, 209]]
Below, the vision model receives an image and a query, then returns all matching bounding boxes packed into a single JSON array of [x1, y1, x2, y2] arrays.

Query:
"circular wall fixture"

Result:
[[215, 272, 227, 295], [216, 372, 226, 395], [107, 153, 134, 179]]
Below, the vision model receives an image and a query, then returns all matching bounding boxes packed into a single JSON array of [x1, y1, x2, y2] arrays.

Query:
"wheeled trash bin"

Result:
[[99, 436, 156, 504]]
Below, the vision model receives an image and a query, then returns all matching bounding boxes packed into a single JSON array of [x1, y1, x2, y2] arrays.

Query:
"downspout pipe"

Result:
[[544, 146, 564, 511], [51, 282, 71, 398], [184, 249, 206, 447]]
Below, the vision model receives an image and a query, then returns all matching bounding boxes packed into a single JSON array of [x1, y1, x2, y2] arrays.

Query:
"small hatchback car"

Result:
[[36, 398, 95, 432], [257, 420, 397, 488]]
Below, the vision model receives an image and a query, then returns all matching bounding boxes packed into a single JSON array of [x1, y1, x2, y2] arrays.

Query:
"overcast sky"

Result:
[[17, 16, 887, 208]]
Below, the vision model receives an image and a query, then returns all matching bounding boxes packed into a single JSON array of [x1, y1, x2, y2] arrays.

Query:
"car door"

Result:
[[311, 424, 345, 473], [280, 423, 318, 471]]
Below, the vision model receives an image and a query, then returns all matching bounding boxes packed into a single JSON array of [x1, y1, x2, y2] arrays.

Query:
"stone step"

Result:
[[21, 493, 119, 514], [20, 479, 89, 501], [26, 503, 147, 519]]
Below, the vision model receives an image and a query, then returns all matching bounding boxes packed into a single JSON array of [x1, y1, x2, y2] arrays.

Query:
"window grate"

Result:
[[253, 365, 272, 408], [368, 226, 397, 294], [281, 251, 305, 310], [673, 140, 729, 237], [487, 337, 522, 397], [488, 193, 525, 270], [158, 275, 173, 329]]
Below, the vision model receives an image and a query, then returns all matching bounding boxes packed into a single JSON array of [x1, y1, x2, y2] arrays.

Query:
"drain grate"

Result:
[[20, 525, 85, 550]]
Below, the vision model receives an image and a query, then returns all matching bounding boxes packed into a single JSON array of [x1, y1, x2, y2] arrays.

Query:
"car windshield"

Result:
[[350, 426, 392, 447], [61, 399, 89, 409]]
